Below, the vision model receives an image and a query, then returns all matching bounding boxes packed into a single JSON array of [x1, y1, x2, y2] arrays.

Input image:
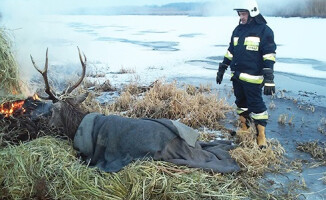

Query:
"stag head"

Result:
[[31, 47, 89, 139]]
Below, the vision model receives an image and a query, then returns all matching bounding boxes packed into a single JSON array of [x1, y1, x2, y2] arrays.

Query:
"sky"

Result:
[[0, 0, 208, 15]]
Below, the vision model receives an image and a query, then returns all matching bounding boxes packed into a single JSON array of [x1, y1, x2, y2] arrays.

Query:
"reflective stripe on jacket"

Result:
[[223, 18, 276, 84]]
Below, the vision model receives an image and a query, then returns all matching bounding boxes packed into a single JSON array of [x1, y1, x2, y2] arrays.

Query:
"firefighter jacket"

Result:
[[222, 16, 276, 84]]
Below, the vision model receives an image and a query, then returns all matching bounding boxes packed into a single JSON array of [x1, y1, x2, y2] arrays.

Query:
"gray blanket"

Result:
[[73, 113, 240, 173]]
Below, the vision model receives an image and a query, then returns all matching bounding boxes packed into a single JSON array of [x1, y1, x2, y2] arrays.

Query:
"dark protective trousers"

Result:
[[232, 78, 267, 126]]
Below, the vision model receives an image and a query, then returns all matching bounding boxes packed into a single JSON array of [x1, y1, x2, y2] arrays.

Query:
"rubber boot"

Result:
[[239, 115, 249, 132], [256, 124, 267, 148]]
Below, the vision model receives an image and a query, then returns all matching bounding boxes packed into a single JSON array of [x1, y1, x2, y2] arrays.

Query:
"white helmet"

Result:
[[234, 0, 260, 17]]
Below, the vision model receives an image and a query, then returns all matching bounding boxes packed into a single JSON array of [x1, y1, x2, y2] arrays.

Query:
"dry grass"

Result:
[[108, 80, 231, 129], [183, 83, 212, 95], [0, 29, 23, 103], [118, 66, 135, 74], [231, 127, 285, 177], [277, 114, 294, 126], [297, 141, 326, 166], [278, 114, 287, 125], [0, 135, 292, 200]]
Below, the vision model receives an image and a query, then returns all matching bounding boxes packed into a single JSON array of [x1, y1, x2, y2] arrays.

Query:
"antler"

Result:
[[31, 47, 87, 102], [30, 48, 59, 102], [64, 47, 87, 94]]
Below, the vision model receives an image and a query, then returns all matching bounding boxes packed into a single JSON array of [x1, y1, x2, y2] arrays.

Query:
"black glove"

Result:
[[263, 72, 275, 95], [216, 63, 228, 84]]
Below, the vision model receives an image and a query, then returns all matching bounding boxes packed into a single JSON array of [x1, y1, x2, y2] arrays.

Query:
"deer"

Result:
[[30, 47, 89, 140], [31, 48, 240, 174]]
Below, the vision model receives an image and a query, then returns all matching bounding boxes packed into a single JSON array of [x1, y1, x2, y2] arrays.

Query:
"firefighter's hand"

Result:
[[216, 63, 228, 84], [263, 81, 275, 95], [216, 71, 224, 84]]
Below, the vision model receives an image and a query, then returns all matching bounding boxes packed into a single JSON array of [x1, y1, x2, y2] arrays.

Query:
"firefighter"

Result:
[[216, 0, 276, 148]]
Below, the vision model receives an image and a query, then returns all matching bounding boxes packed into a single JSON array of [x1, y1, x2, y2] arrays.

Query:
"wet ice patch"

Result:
[[186, 60, 218, 70], [68, 22, 108, 30], [278, 57, 326, 72], [96, 91, 120, 104], [95, 36, 179, 51], [186, 56, 224, 70], [67, 22, 108, 36], [179, 33, 203, 38], [138, 30, 168, 34], [275, 62, 326, 79], [206, 56, 224, 61], [214, 44, 228, 47]]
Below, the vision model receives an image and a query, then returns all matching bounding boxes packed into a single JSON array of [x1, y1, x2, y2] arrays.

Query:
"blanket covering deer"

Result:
[[74, 113, 240, 173]]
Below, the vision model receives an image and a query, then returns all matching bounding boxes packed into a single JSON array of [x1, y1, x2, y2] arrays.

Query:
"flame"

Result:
[[0, 93, 41, 117], [0, 100, 25, 117]]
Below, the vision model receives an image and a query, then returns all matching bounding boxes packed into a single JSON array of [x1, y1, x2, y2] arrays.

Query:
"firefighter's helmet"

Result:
[[234, 0, 260, 17]]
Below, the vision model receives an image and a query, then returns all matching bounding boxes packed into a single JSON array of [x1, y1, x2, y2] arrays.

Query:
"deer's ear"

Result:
[[67, 92, 89, 105]]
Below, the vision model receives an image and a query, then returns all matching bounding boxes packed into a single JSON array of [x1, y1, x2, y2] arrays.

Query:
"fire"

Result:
[[0, 100, 25, 117], [0, 93, 41, 118]]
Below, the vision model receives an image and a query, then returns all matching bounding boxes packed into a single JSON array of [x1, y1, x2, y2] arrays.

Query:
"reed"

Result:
[[0, 28, 22, 103]]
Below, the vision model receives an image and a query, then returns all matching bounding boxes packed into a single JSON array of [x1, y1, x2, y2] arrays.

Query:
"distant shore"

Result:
[[13, 1, 324, 18]]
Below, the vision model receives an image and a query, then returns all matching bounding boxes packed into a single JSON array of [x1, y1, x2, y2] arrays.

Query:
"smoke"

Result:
[[0, 0, 101, 89]]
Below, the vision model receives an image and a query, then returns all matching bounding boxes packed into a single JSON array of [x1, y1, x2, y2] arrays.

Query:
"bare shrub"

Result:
[[305, 0, 326, 17], [94, 79, 115, 92], [297, 141, 326, 166], [274, 0, 326, 17], [278, 114, 287, 125], [269, 101, 276, 110], [118, 66, 135, 74], [318, 118, 326, 134]]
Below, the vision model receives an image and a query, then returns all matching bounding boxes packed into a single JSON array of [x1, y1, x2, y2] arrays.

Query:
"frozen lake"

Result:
[[4, 15, 325, 106], [2, 14, 326, 199]]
